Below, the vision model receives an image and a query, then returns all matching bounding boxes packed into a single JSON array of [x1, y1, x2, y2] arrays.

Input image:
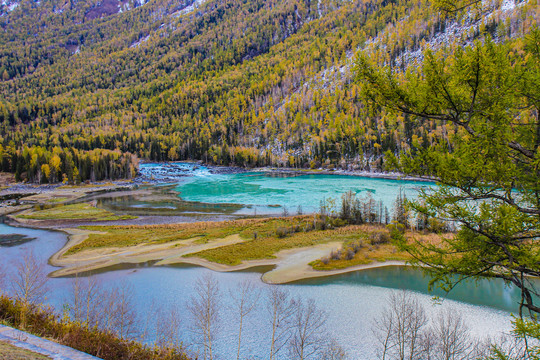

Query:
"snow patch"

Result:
[[1, 0, 19, 12], [130, 34, 150, 48], [119, 0, 149, 14], [365, 0, 531, 68], [172, 0, 207, 17], [500, 0, 516, 11]]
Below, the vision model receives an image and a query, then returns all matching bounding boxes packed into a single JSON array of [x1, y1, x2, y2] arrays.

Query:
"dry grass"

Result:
[[57, 182, 117, 189], [45, 197, 68, 203], [68, 218, 263, 254], [0, 172, 15, 186], [311, 243, 411, 270], [310, 229, 448, 270], [190, 225, 366, 265], [0, 341, 51, 360], [65, 217, 448, 270], [66, 216, 358, 259], [17, 203, 136, 221]]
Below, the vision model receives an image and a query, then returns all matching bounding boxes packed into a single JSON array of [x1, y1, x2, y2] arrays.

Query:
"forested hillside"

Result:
[[0, 0, 537, 182]]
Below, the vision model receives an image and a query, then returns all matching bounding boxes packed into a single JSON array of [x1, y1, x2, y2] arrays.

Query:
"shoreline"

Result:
[[0, 163, 435, 201], [246, 167, 436, 183], [141, 161, 437, 183], [37, 224, 408, 283], [0, 164, 422, 284]]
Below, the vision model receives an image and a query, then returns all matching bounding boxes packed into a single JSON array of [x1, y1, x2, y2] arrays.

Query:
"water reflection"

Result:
[[293, 266, 530, 313], [0, 221, 518, 359]]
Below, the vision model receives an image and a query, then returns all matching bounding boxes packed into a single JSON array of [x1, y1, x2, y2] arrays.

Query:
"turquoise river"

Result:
[[0, 163, 532, 359]]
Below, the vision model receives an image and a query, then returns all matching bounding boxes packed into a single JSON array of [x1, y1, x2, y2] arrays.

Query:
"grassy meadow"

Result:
[[17, 203, 136, 222], [61, 216, 433, 269]]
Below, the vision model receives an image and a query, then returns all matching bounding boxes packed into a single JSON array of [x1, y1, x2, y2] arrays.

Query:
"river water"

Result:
[[0, 165, 527, 359], [171, 168, 431, 215]]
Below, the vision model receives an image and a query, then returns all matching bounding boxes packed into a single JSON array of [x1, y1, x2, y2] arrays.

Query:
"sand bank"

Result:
[[50, 228, 406, 283]]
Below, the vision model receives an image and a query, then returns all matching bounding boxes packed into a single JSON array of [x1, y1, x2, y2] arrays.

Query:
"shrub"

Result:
[[386, 222, 406, 242], [428, 218, 447, 233], [275, 227, 289, 238], [315, 218, 327, 230], [351, 240, 365, 252], [330, 250, 342, 260], [0, 296, 189, 360], [370, 230, 391, 245]]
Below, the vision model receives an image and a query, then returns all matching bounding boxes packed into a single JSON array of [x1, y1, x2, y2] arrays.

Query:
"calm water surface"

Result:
[[0, 166, 527, 358], [0, 222, 520, 359]]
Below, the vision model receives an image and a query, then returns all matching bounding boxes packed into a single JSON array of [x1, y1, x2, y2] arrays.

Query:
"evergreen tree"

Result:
[[356, 28, 540, 315]]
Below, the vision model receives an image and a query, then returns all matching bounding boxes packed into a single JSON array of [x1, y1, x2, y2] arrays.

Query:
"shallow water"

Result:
[[0, 221, 522, 359], [97, 164, 432, 218], [0, 164, 530, 358], [171, 168, 432, 215]]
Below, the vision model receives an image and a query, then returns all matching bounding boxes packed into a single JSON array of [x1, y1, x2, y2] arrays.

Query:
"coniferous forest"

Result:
[[0, 0, 538, 183]]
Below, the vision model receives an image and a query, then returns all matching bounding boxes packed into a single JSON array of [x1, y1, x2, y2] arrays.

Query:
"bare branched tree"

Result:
[[0, 263, 5, 294], [288, 298, 328, 360], [11, 251, 49, 306], [65, 276, 104, 329], [10, 251, 49, 327], [374, 291, 427, 360], [154, 304, 183, 351], [101, 281, 139, 340], [267, 286, 296, 360], [320, 338, 347, 360], [230, 279, 260, 360], [188, 273, 221, 360], [426, 310, 473, 360], [486, 333, 531, 360], [374, 291, 491, 360]]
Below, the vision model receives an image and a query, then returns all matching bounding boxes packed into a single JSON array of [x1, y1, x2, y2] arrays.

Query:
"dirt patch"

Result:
[[50, 231, 246, 277], [0, 341, 51, 360]]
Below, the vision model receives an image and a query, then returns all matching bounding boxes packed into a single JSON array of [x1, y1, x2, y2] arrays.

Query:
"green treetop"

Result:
[[355, 28, 540, 316]]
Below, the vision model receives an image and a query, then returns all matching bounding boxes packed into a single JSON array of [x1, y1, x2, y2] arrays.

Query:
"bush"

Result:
[[428, 218, 447, 233], [386, 222, 406, 242], [330, 217, 348, 228], [330, 250, 342, 260], [0, 296, 189, 360], [275, 227, 289, 238], [351, 240, 365, 252], [369, 230, 391, 245], [315, 218, 327, 230]]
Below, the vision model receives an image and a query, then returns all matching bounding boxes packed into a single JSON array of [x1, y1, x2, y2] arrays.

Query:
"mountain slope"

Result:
[[0, 0, 537, 181]]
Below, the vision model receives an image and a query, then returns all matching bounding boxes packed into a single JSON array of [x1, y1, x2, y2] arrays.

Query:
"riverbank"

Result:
[[0, 179, 138, 208], [32, 216, 423, 284], [0, 163, 433, 215], [139, 161, 436, 183], [0, 164, 432, 284], [247, 167, 435, 183], [49, 226, 408, 283]]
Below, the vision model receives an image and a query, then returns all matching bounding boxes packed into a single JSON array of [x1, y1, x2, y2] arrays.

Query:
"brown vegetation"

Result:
[[0, 296, 189, 360], [0, 341, 51, 360]]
